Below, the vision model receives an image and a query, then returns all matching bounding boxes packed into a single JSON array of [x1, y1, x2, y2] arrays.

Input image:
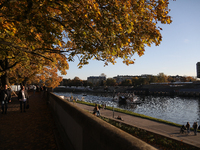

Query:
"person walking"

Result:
[[0, 84, 11, 114], [186, 122, 190, 135], [18, 85, 29, 112], [33, 85, 36, 95], [93, 104, 100, 116], [193, 122, 198, 136]]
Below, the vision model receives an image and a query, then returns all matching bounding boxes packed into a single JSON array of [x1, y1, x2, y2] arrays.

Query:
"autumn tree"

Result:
[[106, 78, 116, 86], [120, 79, 132, 86], [82, 80, 88, 87], [6, 52, 67, 88], [150, 76, 158, 83], [62, 79, 71, 86], [132, 77, 139, 86], [87, 81, 93, 87], [132, 76, 150, 86], [184, 76, 196, 82], [70, 77, 83, 86], [138, 77, 149, 85], [167, 76, 175, 82], [157, 72, 168, 83], [0, 0, 172, 86]]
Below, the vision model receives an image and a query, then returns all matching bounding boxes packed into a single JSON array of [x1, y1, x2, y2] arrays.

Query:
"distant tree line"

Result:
[[60, 73, 197, 87], [61, 77, 92, 87]]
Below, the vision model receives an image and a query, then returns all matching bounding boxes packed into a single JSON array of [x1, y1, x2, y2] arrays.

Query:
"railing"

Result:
[[46, 92, 157, 150]]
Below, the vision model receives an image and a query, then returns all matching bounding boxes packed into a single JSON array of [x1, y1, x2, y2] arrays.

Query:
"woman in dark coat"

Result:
[[1, 84, 11, 114]]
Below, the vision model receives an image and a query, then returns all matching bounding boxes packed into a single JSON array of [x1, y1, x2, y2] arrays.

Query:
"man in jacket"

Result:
[[1, 84, 11, 114], [193, 122, 198, 136], [18, 85, 29, 112]]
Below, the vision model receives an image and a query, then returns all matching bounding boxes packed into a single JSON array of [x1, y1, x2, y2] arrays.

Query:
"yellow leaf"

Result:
[[58, 41, 62, 47]]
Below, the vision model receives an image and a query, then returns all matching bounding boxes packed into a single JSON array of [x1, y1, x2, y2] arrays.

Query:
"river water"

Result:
[[54, 92, 200, 126]]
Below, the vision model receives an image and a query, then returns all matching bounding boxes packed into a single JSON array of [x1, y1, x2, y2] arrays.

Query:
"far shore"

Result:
[[53, 82, 200, 97]]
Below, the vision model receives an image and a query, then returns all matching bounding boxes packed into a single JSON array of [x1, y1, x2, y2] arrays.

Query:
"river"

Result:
[[54, 92, 200, 126]]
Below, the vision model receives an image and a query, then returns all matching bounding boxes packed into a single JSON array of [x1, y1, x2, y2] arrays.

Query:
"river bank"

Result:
[[131, 83, 200, 97], [54, 91, 200, 125], [54, 82, 200, 97]]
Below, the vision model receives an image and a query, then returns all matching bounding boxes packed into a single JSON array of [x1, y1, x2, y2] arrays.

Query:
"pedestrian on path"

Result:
[[186, 122, 190, 135], [33, 85, 36, 95], [102, 103, 106, 109], [193, 122, 198, 136], [18, 85, 29, 112], [117, 115, 124, 121], [93, 104, 100, 116], [0, 84, 11, 114], [180, 125, 186, 134]]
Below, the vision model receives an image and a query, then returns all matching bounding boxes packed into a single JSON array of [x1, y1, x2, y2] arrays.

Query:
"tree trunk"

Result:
[[0, 57, 10, 87], [22, 77, 29, 86], [1, 71, 10, 86]]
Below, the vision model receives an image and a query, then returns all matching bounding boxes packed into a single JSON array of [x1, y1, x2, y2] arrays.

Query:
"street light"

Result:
[[113, 90, 115, 118]]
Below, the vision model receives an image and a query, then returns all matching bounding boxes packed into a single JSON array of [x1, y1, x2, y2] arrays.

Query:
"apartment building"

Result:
[[87, 76, 106, 85]]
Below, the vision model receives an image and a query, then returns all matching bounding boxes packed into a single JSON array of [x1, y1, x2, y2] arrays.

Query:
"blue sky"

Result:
[[61, 0, 200, 80]]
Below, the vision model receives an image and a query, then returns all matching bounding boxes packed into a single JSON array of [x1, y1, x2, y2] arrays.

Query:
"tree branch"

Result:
[[0, 40, 54, 61], [0, 59, 19, 73], [0, 0, 11, 9]]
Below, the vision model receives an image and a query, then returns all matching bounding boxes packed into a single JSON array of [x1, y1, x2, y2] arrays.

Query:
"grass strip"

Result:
[[76, 100, 200, 132], [99, 116, 199, 150], [76, 100, 181, 127]]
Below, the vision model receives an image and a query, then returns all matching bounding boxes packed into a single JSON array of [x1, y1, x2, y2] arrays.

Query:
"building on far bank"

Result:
[[113, 75, 135, 83], [197, 62, 200, 78], [113, 74, 153, 83], [87, 76, 106, 86]]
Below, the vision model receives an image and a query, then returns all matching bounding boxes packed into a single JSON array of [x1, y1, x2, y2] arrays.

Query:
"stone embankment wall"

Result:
[[47, 92, 157, 150]]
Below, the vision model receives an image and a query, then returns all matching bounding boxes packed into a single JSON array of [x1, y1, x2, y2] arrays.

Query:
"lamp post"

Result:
[[113, 105, 114, 118], [113, 90, 115, 118]]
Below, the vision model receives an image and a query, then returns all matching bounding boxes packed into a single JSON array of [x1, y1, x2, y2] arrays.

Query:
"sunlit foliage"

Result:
[[0, 0, 172, 86]]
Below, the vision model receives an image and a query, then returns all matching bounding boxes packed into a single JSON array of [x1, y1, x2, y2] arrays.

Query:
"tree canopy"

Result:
[[0, 0, 172, 87]]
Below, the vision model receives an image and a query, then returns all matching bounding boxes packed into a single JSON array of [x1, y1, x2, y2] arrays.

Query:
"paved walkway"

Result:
[[0, 92, 64, 150], [74, 102, 200, 149], [2, 92, 199, 149]]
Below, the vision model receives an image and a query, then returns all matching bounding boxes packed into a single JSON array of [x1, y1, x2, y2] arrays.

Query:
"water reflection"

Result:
[[135, 96, 200, 125], [197, 100, 200, 123], [54, 92, 200, 125], [119, 103, 138, 110]]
